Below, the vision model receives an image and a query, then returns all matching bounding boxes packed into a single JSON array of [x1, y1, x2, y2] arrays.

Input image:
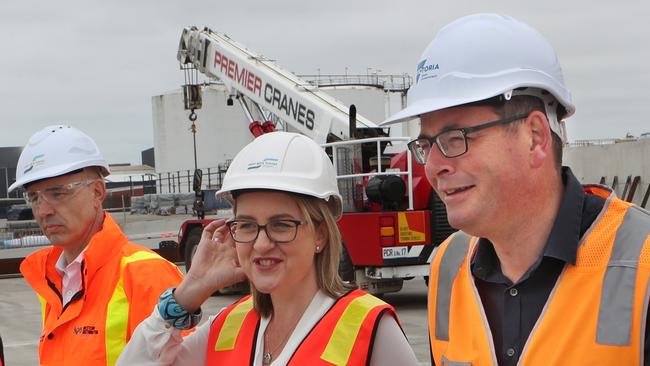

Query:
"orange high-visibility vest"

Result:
[[206, 289, 398, 365], [20, 213, 184, 366], [428, 185, 650, 365]]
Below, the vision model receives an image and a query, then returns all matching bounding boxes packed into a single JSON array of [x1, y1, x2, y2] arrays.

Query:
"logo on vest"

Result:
[[73, 325, 99, 336]]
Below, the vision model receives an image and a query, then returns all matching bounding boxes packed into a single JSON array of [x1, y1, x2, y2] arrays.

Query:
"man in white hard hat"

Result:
[[9, 125, 184, 365], [382, 14, 650, 365]]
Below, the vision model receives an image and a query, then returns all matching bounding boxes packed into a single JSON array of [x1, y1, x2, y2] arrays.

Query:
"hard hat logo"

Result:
[[247, 158, 279, 170], [416, 59, 439, 84], [23, 154, 45, 174]]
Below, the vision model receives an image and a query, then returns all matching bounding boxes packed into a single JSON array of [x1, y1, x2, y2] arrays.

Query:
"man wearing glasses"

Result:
[[382, 14, 650, 365], [8, 125, 184, 366]]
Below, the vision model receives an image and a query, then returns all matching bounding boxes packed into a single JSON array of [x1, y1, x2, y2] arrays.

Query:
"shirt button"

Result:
[[506, 348, 516, 357], [509, 288, 518, 297]]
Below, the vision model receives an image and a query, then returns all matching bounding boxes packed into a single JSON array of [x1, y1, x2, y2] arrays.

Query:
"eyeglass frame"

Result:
[[407, 113, 531, 163], [24, 179, 97, 208], [225, 219, 307, 244]]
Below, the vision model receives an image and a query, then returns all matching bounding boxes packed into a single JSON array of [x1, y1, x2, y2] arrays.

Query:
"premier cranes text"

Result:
[[214, 50, 315, 130]]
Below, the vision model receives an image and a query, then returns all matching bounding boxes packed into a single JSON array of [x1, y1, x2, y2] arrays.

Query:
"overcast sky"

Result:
[[0, 0, 648, 164]]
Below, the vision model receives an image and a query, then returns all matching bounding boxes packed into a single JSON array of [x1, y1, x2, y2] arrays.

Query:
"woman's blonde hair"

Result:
[[233, 191, 349, 317]]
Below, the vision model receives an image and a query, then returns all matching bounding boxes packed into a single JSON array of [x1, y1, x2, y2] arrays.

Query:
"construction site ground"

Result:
[[0, 212, 430, 365]]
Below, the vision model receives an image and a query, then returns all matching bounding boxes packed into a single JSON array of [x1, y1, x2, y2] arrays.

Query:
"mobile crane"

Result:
[[174, 26, 455, 294]]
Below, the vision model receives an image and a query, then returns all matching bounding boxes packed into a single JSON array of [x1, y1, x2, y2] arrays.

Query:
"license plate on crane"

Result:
[[382, 246, 409, 259]]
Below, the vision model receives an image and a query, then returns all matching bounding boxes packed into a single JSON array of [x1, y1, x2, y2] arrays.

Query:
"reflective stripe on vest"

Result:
[[320, 293, 388, 365], [441, 355, 472, 366], [435, 232, 471, 341], [105, 251, 163, 366], [597, 205, 650, 345], [213, 296, 254, 351], [206, 295, 259, 365], [37, 294, 47, 327]]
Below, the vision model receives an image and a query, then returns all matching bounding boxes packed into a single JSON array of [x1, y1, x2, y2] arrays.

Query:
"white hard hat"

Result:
[[382, 13, 574, 140], [9, 125, 110, 192], [216, 132, 343, 219]]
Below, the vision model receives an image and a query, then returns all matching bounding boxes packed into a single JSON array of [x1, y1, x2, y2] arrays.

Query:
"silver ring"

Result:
[[212, 236, 221, 243]]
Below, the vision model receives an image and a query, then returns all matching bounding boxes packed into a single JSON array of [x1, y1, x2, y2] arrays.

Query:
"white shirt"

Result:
[[117, 290, 419, 366], [55, 250, 85, 306]]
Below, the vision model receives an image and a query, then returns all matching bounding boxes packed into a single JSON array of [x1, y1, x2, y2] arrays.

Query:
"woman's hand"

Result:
[[173, 219, 246, 312]]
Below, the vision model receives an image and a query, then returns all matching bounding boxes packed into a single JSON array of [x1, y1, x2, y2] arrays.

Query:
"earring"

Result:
[[315, 246, 320, 253]]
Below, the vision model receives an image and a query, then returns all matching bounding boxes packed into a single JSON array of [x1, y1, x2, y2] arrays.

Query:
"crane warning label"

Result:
[[397, 212, 426, 243]]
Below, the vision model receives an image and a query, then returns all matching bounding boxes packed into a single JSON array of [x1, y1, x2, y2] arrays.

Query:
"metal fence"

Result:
[[156, 161, 231, 194], [299, 73, 412, 92], [599, 175, 650, 208], [101, 162, 231, 212], [569, 138, 638, 147]]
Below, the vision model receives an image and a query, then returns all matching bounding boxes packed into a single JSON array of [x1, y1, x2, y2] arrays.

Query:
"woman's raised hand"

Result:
[[173, 219, 247, 313]]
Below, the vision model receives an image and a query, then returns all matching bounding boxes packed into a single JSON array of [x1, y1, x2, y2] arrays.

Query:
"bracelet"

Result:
[[157, 287, 202, 330]]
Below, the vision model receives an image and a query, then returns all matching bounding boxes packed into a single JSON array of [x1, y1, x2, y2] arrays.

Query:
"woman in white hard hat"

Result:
[[118, 132, 418, 366]]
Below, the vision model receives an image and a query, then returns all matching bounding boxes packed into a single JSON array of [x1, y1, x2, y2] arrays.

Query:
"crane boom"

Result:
[[177, 26, 379, 143]]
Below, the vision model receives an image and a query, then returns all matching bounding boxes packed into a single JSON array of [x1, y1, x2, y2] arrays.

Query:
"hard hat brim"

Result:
[[381, 77, 576, 127], [8, 160, 110, 193], [216, 182, 343, 220]]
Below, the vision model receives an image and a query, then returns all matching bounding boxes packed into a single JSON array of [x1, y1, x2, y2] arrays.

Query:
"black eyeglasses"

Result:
[[225, 219, 306, 244], [407, 113, 530, 163]]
